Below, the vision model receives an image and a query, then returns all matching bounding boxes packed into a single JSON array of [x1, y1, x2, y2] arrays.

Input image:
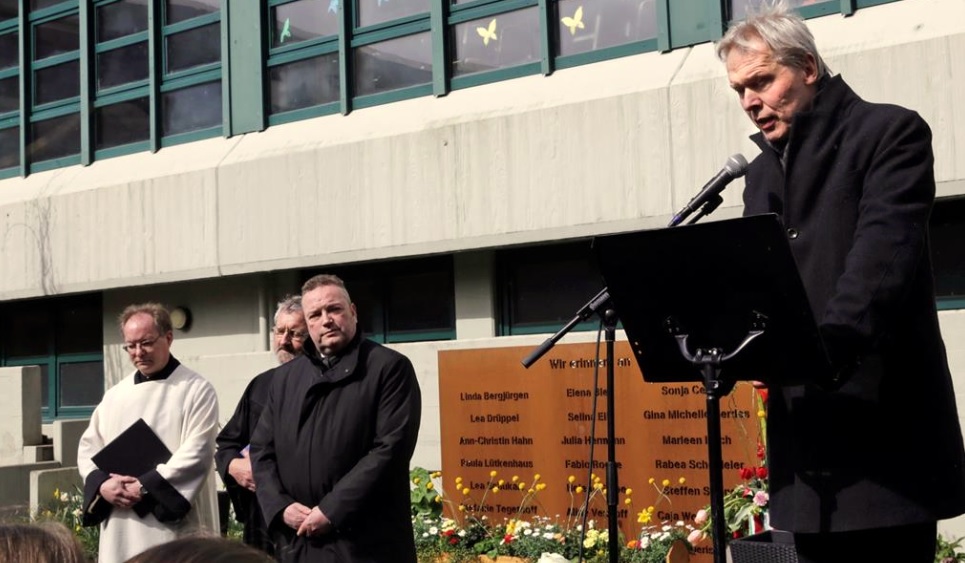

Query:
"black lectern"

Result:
[[593, 213, 831, 563]]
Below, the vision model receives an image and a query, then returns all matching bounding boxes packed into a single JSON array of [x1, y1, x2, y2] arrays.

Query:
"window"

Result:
[[266, 0, 341, 122], [304, 255, 456, 343], [554, 0, 657, 58], [0, 2, 16, 175], [28, 1, 81, 170], [497, 240, 604, 335], [0, 293, 104, 421], [931, 196, 965, 309]]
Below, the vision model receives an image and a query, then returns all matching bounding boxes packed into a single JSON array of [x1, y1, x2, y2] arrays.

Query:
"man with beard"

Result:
[[250, 274, 422, 562], [215, 295, 307, 555]]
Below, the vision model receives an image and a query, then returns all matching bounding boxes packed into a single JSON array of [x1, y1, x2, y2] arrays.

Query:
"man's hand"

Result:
[[283, 502, 313, 530], [100, 474, 139, 508], [296, 506, 333, 537], [228, 454, 256, 491]]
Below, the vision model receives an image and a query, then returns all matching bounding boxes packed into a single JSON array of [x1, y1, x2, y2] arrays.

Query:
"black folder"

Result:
[[92, 418, 172, 477]]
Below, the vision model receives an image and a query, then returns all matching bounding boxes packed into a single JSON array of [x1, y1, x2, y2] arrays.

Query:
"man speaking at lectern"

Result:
[[717, 4, 965, 562]]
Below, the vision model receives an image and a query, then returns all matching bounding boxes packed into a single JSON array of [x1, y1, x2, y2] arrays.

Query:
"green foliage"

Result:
[[33, 486, 99, 562], [937, 534, 965, 563], [411, 467, 444, 518]]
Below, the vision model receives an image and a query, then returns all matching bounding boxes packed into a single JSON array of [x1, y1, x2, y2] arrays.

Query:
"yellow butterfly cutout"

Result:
[[561, 6, 585, 36], [476, 18, 498, 46]]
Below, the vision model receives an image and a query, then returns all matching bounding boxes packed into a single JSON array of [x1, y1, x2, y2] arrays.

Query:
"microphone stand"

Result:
[[520, 196, 724, 563]]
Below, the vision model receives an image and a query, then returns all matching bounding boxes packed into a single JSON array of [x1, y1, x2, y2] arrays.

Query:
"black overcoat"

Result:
[[743, 76, 965, 533], [215, 366, 278, 554], [250, 335, 422, 562]]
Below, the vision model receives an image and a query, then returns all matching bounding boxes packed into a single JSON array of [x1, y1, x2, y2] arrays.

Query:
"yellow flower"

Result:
[[458, 505, 466, 512], [568, 475, 576, 484], [648, 477, 655, 485], [462, 487, 470, 495], [489, 470, 498, 478], [637, 510, 652, 524], [518, 483, 525, 490], [758, 409, 766, 418], [536, 483, 547, 491], [679, 477, 686, 485], [512, 475, 519, 483], [647, 505, 655, 513], [426, 483, 434, 490], [593, 482, 603, 490], [52, 489, 60, 500], [498, 479, 505, 486], [492, 486, 499, 493], [575, 486, 584, 494], [431, 471, 441, 478], [528, 488, 535, 494], [625, 488, 633, 495], [434, 496, 442, 503], [624, 498, 632, 505], [456, 476, 463, 484], [412, 477, 421, 485], [533, 473, 541, 481]]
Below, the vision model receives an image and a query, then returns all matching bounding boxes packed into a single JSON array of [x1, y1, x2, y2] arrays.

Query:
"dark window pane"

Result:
[[34, 15, 79, 60], [97, 0, 149, 42], [0, 0, 17, 22], [60, 361, 104, 407], [269, 54, 339, 114], [30, 112, 80, 161], [34, 59, 78, 105], [166, 22, 220, 73], [4, 303, 52, 357], [56, 296, 102, 354], [503, 242, 601, 329], [357, 0, 428, 28], [931, 197, 965, 299], [731, 0, 826, 20], [271, 0, 338, 48], [165, 0, 219, 24], [97, 42, 149, 89], [386, 270, 454, 335], [0, 75, 17, 113], [555, 0, 655, 57], [30, 0, 66, 11], [354, 32, 431, 97], [341, 278, 384, 337], [95, 97, 149, 150], [453, 8, 539, 77], [0, 32, 18, 70], [162, 81, 221, 136], [0, 126, 18, 168]]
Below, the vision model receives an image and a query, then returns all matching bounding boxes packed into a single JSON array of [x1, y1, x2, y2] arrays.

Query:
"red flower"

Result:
[[733, 530, 743, 539], [740, 467, 755, 480], [504, 534, 513, 544], [757, 388, 768, 403], [756, 443, 766, 460], [443, 529, 455, 537], [449, 537, 459, 545], [756, 466, 768, 480]]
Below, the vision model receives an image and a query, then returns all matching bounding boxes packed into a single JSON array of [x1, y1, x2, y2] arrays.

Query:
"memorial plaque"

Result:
[[439, 342, 762, 563]]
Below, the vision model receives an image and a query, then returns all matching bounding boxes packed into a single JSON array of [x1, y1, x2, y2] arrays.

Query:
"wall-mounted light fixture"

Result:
[[170, 306, 192, 332]]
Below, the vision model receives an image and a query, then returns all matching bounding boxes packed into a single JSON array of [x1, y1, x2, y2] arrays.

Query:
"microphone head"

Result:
[[724, 154, 749, 178]]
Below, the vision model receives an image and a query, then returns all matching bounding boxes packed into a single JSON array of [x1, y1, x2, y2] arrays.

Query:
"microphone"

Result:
[[668, 154, 748, 227]]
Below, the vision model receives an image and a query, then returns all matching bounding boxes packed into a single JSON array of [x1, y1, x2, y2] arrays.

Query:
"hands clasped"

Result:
[[100, 474, 143, 508], [285, 503, 333, 537]]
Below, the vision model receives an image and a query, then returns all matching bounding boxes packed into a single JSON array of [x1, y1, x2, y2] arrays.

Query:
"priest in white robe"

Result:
[[77, 303, 219, 563]]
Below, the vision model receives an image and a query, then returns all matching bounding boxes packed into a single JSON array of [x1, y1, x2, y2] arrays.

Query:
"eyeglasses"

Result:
[[273, 327, 308, 341], [122, 334, 163, 353]]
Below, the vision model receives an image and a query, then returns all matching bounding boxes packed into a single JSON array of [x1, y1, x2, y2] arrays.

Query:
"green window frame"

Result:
[[0, 292, 104, 422], [303, 255, 457, 343], [0, 6, 19, 179], [496, 239, 604, 336]]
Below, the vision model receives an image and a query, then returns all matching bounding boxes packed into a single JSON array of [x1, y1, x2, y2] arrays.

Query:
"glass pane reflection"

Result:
[[555, 0, 656, 57], [354, 33, 431, 97], [270, 54, 340, 114], [453, 8, 539, 77], [272, 0, 338, 48]]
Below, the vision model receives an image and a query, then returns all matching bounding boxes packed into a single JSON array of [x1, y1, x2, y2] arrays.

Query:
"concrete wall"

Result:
[[0, 0, 961, 301], [0, 366, 43, 467]]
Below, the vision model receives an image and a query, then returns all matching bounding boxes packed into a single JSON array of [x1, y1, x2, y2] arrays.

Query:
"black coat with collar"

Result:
[[743, 75, 965, 533], [250, 334, 422, 562]]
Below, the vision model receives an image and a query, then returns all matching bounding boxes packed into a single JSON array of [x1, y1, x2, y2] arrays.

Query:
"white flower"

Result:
[[537, 554, 569, 563], [640, 536, 651, 548], [457, 529, 466, 537], [60, 492, 69, 503], [429, 526, 438, 535], [543, 532, 555, 539]]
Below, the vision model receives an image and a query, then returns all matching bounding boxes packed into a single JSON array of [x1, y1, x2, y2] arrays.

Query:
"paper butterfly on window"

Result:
[[279, 18, 292, 43], [561, 6, 585, 35], [328, 0, 339, 14], [477, 18, 498, 46]]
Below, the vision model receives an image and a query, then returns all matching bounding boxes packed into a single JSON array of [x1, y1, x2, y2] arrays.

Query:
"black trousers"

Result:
[[793, 521, 936, 563]]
